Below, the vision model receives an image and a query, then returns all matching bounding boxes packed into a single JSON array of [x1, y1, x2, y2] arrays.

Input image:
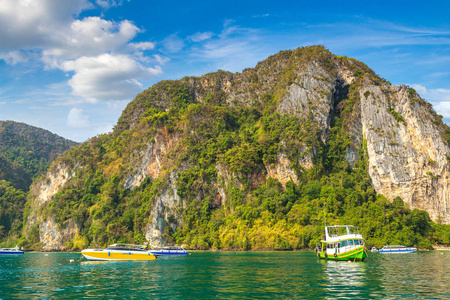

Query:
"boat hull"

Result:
[[379, 248, 417, 254], [317, 246, 368, 262], [0, 251, 23, 255], [81, 249, 156, 261], [149, 250, 188, 256]]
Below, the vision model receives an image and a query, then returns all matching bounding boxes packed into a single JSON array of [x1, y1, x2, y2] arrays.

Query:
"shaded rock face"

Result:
[[37, 165, 74, 206], [359, 85, 450, 223], [25, 164, 76, 233], [144, 172, 184, 248], [277, 63, 336, 142], [39, 218, 78, 251], [266, 151, 299, 186], [265, 147, 315, 187], [124, 131, 181, 190]]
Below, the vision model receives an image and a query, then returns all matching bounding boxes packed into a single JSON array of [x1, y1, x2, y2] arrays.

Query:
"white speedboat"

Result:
[[0, 246, 23, 255], [149, 246, 188, 256], [379, 245, 417, 254], [81, 244, 156, 261]]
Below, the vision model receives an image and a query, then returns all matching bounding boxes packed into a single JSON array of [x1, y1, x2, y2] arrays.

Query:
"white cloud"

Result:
[[43, 17, 141, 61], [62, 54, 162, 102], [95, 0, 129, 9], [0, 0, 92, 51], [189, 32, 214, 42], [0, 102, 6, 105], [96, 0, 116, 9], [0, 51, 29, 65], [411, 84, 450, 119], [0, 0, 163, 104], [154, 54, 170, 65], [67, 107, 91, 128], [252, 13, 270, 18], [163, 34, 185, 53], [130, 42, 156, 51], [410, 84, 450, 102], [434, 102, 450, 119], [189, 22, 263, 71]]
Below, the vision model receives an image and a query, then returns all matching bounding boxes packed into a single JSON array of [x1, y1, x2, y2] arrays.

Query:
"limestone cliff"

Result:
[[359, 85, 450, 223], [24, 163, 78, 249], [144, 172, 184, 248], [23, 46, 450, 251]]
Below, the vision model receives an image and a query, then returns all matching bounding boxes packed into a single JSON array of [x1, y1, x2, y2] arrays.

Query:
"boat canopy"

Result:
[[159, 246, 185, 250], [382, 245, 409, 249], [0, 246, 21, 251], [325, 225, 361, 240], [105, 244, 147, 251]]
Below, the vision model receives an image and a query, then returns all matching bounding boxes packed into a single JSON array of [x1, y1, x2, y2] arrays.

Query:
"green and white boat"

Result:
[[315, 225, 368, 262]]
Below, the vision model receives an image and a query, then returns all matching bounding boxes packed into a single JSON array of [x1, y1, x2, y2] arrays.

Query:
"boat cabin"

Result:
[[321, 225, 365, 256]]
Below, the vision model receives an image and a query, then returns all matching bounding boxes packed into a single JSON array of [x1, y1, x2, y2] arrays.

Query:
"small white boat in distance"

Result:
[[81, 243, 156, 261], [371, 247, 378, 253], [149, 246, 188, 256], [379, 245, 417, 254], [0, 246, 24, 255]]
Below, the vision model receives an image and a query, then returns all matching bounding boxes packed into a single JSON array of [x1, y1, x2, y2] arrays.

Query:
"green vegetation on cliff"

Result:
[[22, 46, 450, 250], [0, 180, 26, 246]]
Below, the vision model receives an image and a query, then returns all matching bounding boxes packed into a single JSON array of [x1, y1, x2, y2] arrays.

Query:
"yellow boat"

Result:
[[81, 243, 157, 261]]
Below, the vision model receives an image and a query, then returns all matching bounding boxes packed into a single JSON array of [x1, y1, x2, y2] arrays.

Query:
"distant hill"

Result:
[[0, 121, 78, 191]]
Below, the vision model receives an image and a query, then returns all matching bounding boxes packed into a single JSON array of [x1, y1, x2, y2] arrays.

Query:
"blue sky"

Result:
[[1, 0, 450, 142]]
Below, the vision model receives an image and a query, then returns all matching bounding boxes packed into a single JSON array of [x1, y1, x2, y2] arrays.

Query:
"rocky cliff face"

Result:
[[24, 164, 78, 249], [359, 84, 450, 223], [144, 172, 184, 248], [23, 46, 450, 250], [39, 218, 78, 251], [124, 130, 181, 190]]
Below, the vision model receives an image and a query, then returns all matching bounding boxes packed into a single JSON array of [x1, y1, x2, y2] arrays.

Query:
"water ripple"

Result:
[[0, 251, 449, 298]]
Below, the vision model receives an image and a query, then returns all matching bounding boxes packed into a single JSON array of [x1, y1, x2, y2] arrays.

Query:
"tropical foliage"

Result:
[[0, 180, 26, 246]]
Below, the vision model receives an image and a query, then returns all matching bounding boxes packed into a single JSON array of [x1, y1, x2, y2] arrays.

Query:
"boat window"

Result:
[[341, 240, 348, 247], [349, 240, 354, 246]]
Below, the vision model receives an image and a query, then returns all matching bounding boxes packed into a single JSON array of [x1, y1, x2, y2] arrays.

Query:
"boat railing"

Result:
[[105, 244, 148, 251], [382, 245, 409, 249], [161, 246, 184, 250], [326, 225, 361, 239]]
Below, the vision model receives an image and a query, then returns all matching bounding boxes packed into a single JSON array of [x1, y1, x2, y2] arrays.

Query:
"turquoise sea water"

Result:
[[1, 251, 449, 299]]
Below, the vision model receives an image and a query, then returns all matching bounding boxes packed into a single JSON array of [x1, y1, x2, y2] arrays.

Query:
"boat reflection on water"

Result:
[[80, 260, 119, 265], [323, 260, 367, 298]]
